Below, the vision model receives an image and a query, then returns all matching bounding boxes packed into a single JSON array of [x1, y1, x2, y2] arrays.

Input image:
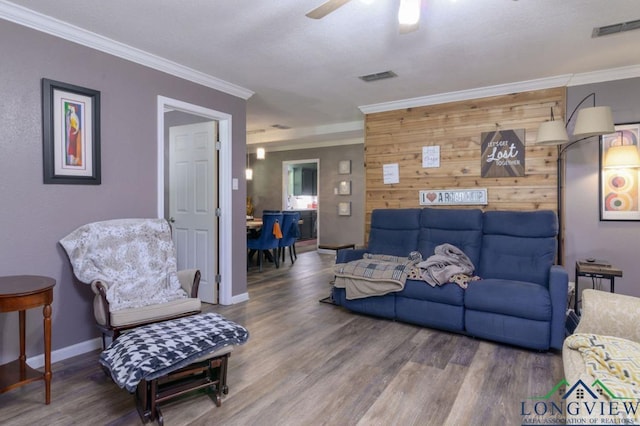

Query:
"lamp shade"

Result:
[[256, 147, 265, 160], [245, 168, 253, 180], [573, 106, 615, 138], [536, 120, 569, 145], [604, 145, 640, 168]]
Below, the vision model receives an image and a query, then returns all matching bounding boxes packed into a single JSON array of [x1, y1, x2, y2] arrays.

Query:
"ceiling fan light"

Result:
[[398, 0, 420, 26]]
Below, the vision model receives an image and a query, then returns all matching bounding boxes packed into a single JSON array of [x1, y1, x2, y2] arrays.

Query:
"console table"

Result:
[[0, 275, 56, 404], [574, 261, 622, 315]]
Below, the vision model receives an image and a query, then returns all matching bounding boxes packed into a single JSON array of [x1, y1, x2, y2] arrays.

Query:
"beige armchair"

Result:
[[563, 289, 640, 424], [92, 269, 201, 347], [60, 218, 203, 348]]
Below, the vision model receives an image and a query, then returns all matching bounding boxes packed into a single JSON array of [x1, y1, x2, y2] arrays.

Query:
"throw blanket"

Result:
[[100, 313, 249, 392], [334, 252, 422, 300], [417, 243, 476, 288], [565, 333, 640, 405], [59, 218, 187, 311]]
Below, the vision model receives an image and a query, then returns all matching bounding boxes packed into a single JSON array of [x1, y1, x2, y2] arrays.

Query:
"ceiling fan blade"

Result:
[[399, 21, 420, 34], [306, 0, 353, 19]]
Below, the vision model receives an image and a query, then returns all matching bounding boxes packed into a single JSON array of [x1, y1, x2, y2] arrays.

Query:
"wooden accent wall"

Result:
[[364, 87, 566, 232]]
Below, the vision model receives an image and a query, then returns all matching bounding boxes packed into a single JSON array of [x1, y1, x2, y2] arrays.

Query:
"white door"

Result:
[[169, 121, 218, 304]]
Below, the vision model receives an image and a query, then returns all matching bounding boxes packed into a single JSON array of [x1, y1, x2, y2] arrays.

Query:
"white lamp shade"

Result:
[[245, 168, 253, 180], [604, 145, 640, 168], [536, 120, 569, 145], [256, 147, 265, 160], [573, 106, 615, 138]]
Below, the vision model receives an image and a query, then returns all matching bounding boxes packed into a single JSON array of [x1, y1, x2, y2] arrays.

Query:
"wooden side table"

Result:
[[574, 261, 622, 315], [0, 275, 56, 404]]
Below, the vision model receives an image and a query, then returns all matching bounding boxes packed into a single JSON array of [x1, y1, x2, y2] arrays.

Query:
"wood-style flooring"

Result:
[[0, 249, 563, 425]]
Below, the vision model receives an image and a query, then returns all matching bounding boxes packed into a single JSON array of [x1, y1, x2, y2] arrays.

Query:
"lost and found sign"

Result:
[[481, 129, 525, 178]]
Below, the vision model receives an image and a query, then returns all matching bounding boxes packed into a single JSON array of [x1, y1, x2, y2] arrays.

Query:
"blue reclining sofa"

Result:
[[332, 208, 568, 351]]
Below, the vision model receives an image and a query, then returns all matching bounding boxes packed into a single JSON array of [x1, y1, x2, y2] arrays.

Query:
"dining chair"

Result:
[[247, 212, 283, 272], [279, 211, 301, 264]]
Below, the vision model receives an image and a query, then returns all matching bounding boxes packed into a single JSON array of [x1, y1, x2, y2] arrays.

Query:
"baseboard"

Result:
[[27, 337, 102, 369], [230, 292, 249, 304]]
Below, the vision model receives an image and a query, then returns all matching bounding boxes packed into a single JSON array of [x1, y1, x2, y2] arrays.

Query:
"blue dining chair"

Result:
[[279, 211, 301, 264], [247, 213, 283, 272]]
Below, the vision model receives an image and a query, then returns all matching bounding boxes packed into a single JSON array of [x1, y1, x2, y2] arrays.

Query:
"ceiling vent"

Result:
[[271, 124, 291, 130], [359, 70, 398, 82], [592, 19, 640, 37]]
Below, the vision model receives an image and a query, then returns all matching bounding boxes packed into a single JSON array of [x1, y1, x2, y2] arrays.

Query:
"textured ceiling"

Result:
[[5, 0, 640, 146]]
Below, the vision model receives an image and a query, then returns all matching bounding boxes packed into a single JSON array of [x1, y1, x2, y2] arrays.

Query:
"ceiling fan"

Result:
[[306, 0, 422, 34]]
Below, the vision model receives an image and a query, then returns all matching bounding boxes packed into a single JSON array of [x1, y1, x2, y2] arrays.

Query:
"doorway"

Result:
[[282, 159, 319, 247], [157, 96, 234, 305]]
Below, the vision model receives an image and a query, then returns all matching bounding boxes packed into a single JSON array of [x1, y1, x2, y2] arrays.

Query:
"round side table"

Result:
[[0, 275, 55, 404]]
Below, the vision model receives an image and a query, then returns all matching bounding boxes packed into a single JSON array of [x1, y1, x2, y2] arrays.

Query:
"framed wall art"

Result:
[[338, 160, 351, 174], [338, 180, 351, 195], [338, 201, 351, 216], [42, 78, 101, 184], [599, 123, 640, 221]]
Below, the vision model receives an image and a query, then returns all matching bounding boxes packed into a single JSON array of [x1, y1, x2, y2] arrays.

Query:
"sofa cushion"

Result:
[[368, 208, 421, 256], [464, 278, 552, 321], [418, 208, 483, 268], [398, 279, 464, 306], [479, 210, 557, 285]]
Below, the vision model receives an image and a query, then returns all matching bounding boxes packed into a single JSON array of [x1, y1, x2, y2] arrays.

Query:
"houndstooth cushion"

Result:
[[99, 313, 249, 392]]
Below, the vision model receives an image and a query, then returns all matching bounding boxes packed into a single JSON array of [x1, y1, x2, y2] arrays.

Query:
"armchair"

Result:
[[60, 218, 202, 347]]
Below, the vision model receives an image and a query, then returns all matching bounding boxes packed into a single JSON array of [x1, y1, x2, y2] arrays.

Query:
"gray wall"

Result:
[[565, 77, 640, 298], [248, 144, 365, 247], [0, 20, 247, 363]]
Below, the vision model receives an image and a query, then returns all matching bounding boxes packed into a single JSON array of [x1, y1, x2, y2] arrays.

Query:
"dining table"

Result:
[[246, 218, 263, 230]]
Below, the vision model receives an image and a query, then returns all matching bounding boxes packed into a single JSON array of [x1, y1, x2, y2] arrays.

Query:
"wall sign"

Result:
[[481, 129, 525, 178], [422, 146, 440, 168], [419, 189, 488, 206]]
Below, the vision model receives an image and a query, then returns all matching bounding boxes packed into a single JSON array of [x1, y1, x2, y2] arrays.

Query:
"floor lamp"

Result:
[[535, 93, 615, 265]]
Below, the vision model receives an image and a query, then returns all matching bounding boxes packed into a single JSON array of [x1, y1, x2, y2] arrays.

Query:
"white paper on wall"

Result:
[[422, 146, 440, 168], [383, 163, 400, 184]]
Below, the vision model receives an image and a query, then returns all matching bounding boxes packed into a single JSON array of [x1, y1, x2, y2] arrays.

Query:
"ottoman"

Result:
[[99, 313, 249, 425]]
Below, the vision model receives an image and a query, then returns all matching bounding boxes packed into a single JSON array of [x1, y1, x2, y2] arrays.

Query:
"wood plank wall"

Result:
[[364, 87, 566, 235]]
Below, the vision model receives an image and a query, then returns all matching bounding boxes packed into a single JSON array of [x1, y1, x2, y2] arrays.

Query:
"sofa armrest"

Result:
[[575, 289, 640, 343], [90, 280, 111, 327], [336, 248, 367, 264], [548, 265, 569, 350], [177, 269, 201, 298]]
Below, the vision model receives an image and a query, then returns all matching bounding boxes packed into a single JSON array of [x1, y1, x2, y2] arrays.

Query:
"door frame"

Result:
[[157, 96, 233, 305], [282, 158, 320, 245]]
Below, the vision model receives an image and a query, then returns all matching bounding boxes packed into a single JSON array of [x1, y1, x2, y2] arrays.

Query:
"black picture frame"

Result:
[[599, 122, 640, 221], [42, 78, 101, 184]]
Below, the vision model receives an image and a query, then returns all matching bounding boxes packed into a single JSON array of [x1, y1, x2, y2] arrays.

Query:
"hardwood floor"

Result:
[[0, 250, 563, 425]]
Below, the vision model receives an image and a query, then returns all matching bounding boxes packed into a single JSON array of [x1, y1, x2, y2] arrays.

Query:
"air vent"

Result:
[[271, 124, 291, 130], [359, 70, 398, 82], [592, 19, 640, 37]]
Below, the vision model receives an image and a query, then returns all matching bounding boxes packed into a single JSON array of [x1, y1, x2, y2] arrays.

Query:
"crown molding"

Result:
[[0, 1, 254, 100], [359, 64, 640, 114], [247, 120, 364, 144], [567, 64, 640, 87], [359, 75, 573, 114]]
